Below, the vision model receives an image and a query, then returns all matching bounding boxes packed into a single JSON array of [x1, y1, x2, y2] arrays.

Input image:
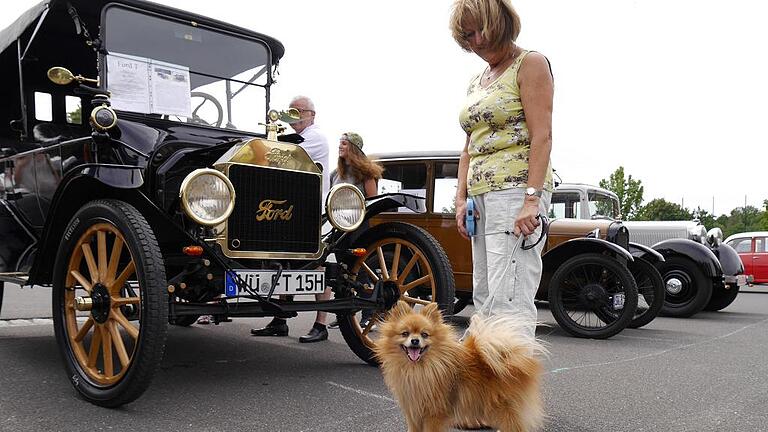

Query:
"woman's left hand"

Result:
[[514, 198, 540, 236]]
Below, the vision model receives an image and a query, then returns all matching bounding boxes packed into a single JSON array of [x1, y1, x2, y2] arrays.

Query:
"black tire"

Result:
[[52, 200, 168, 407], [548, 253, 638, 339], [627, 258, 665, 328], [0, 281, 4, 318], [338, 222, 455, 365], [704, 285, 740, 311], [657, 256, 713, 318]]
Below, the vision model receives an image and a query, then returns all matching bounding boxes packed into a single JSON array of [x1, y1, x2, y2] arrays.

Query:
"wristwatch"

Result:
[[525, 186, 543, 198]]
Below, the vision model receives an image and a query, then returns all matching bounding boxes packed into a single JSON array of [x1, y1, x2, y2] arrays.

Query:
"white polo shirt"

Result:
[[298, 123, 330, 202]]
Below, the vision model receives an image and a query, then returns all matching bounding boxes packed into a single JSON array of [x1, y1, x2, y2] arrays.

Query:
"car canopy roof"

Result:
[[0, 0, 285, 63]]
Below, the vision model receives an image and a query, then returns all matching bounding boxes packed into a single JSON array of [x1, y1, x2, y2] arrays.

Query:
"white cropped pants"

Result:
[[471, 188, 551, 340]]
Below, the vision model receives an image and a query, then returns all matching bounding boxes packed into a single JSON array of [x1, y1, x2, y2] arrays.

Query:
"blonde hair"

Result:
[[449, 0, 521, 52], [337, 143, 383, 184]]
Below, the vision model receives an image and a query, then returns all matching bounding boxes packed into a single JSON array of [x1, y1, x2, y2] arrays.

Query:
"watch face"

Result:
[[525, 187, 536, 196]]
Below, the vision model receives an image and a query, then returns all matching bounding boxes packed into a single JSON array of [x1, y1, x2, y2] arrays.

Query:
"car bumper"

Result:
[[724, 274, 749, 287]]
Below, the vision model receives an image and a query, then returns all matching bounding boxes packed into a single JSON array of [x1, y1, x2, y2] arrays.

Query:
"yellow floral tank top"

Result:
[[459, 50, 554, 196]]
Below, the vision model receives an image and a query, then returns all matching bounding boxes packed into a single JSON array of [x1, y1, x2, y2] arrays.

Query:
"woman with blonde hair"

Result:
[[451, 0, 555, 342]]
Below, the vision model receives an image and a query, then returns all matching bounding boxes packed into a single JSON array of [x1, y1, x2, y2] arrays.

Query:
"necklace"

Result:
[[482, 47, 519, 86]]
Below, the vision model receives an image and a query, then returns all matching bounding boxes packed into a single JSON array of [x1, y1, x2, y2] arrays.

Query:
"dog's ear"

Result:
[[421, 302, 443, 323], [387, 300, 413, 321]]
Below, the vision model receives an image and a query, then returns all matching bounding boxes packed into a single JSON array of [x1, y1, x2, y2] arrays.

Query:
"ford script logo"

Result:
[[255, 199, 294, 222]]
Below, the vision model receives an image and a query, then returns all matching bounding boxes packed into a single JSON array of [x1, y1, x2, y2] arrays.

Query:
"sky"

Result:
[[3, 0, 767, 216]]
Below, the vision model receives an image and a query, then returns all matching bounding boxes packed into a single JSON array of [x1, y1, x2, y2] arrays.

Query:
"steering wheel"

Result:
[[164, 91, 224, 128]]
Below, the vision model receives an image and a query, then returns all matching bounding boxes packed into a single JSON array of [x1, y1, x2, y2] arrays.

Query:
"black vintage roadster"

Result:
[[0, 0, 454, 407]]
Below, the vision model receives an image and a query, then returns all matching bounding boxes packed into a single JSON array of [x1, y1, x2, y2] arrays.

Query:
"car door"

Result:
[[752, 237, 768, 283]]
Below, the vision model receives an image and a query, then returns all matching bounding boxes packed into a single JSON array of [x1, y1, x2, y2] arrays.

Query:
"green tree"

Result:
[[718, 205, 763, 238], [67, 106, 82, 124], [693, 207, 722, 231], [598, 166, 644, 220], [636, 198, 692, 221], [761, 200, 768, 231]]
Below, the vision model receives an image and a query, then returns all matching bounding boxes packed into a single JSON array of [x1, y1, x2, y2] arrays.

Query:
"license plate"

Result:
[[613, 293, 625, 310], [225, 270, 325, 296]]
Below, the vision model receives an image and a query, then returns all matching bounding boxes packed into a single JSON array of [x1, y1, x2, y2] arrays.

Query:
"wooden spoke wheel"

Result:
[[53, 200, 167, 407], [338, 222, 454, 365]]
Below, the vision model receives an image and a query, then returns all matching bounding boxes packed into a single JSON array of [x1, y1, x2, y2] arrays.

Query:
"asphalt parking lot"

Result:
[[2, 284, 768, 432]]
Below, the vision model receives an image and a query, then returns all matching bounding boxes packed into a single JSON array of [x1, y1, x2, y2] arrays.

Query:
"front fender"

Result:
[[709, 242, 744, 276], [542, 237, 633, 273], [652, 238, 722, 278], [629, 242, 665, 265], [537, 238, 633, 299], [363, 193, 426, 221], [28, 165, 190, 285]]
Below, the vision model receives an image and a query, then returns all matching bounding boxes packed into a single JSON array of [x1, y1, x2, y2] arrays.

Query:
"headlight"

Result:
[[326, 184, 365, 232], [707, 227, 723, 247], [89, 105, 117, 131], [180, 168, 235, 226], [688, 225, 707, 244]]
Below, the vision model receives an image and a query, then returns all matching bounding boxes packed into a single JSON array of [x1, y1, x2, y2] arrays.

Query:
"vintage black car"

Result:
[[0, 0, 454, 407], [552, 183, 747, 317]]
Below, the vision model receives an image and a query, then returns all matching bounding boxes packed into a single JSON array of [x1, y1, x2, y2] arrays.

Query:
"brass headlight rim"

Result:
[[325, 183, 365, 232], [89, 105, 118, 131], [179, 168, 236, 226]]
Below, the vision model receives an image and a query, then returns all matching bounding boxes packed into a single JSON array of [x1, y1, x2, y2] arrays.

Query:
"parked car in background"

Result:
[[724, 232, 768, 283], [553, 183, 748, 317], [367, 151, 671, 339]]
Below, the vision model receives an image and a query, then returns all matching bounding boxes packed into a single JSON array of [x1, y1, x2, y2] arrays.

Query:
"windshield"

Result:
[[587, 190, 620, 219], [103, 6, 270, 133]]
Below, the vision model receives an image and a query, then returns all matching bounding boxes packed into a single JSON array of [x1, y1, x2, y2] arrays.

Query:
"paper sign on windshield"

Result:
[[107, 52, 192, 118]]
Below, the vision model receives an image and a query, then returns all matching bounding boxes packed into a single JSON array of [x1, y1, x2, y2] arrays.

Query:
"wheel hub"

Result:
[[381, 280, 401, 309], [89, 284, 112, 324], [665, 277, 684, 295], [581, 283, 607, 304]]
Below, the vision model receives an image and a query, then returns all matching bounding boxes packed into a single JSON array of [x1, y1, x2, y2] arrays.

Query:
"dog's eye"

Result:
[[421, 332, 429, 338], [401, 331, 409, 337]]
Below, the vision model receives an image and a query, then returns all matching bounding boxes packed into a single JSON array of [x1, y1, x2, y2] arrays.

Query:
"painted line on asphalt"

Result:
[[0, 318, 53, 327], [547, 316, 768, 375], [326, 381, 395, 403], [0, 316, 90, 328], [613, 334, 677, 342]]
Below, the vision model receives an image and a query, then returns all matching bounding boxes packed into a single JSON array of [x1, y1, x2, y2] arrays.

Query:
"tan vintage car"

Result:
[[367, 151, 666, 339]]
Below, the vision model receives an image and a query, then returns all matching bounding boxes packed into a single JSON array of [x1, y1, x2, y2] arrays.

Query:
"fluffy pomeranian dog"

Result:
[[374, 301, 544, 432]]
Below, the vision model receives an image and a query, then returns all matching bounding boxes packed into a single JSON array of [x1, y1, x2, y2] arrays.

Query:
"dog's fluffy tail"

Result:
[[464, 315, 545, 378]]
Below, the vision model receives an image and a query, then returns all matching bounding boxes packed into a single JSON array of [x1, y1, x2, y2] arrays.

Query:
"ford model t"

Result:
[[0, 0, 454, 406]]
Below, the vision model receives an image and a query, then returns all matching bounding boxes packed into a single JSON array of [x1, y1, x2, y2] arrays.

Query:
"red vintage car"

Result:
[[724, 232, 768, 283]]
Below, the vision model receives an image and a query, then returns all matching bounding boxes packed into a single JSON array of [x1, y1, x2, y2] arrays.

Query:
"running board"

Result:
[[0, 272, 29, 285]]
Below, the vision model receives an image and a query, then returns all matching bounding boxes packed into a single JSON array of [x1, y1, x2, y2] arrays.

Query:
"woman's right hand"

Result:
[[456, 198, 470, 240]]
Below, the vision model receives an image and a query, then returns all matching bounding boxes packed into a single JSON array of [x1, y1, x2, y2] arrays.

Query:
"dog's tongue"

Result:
[[407, 347, 421, 362]]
